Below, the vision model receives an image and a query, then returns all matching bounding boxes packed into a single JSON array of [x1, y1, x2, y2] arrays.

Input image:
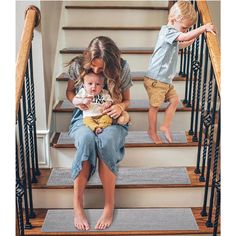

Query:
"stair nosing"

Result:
[[65, 6, 169, 11]]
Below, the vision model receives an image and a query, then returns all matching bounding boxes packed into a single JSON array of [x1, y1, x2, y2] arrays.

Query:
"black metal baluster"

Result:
[[189, 13, 201, 136], [22, 82, 36, 218], [213, 177, 221, 236], [183, 45, 191, 105], [25, 65, 37, 183], [194, 46, 209, 174], [199, 68, 214, 179], [187, 22, 197, 108], [192, 33, 205, 142], [16, 135, 25, 235], [206, 107, 220, 227], [17, 106, 32, 228], [179, 49, 184, 76], [201, 83, 218, 216], [29, 46, 40, 176]]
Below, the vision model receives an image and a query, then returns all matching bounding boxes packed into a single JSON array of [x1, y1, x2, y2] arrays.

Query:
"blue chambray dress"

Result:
[[68, 58, 133, 180]]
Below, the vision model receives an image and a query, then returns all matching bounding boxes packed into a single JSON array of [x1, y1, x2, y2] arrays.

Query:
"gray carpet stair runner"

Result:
[[42, 208, 199, 232], [47, 167, 191, 186], [56, 130, 187, 145]]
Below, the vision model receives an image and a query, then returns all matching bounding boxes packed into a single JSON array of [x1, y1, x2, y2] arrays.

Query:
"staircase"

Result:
[[16, 1, 221, 236]]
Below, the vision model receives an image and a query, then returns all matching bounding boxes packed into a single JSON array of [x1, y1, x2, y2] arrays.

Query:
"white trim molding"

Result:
[[36, 129, 51, 168]]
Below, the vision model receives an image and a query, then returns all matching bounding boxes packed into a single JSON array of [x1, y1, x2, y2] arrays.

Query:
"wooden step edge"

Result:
[[62, 26, 162, 31], [24, 207, 220, 235], [53, 100, 192, 113], [65, 6, 169, 10], [56, 72, 186, 82], [50, 131, 199, 149], [31, 167, 210, 189], [24, 207, 220, 236], [60, 48, 154, 54], [60, 48, 186, 55]]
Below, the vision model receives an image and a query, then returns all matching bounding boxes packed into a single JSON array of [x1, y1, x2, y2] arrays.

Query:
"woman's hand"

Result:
[[103, 104, 123, 119]]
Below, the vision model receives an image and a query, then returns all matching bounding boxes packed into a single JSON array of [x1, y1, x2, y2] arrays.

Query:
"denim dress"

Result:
[[68, 58, 133, 180]]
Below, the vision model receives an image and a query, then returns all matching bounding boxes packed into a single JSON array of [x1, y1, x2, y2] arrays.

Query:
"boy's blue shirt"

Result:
[[146, 25, 181, 84]]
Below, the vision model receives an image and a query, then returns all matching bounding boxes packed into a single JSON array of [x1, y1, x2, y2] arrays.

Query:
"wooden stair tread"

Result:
[[56, 72, 186, 82], [65, 6, 169, 10], [63, 26, 162, 30], [32, 167, 211, 189], [60, 47, 154, 54], [53, 99, 192, 113], [51, 131, 198, 148], [24, 208, 219, 235]]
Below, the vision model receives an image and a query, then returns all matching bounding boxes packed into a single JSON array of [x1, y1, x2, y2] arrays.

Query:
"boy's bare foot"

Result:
[[95, 206, 114, 230], [95, 127, 103, 134], [148, 130, 162, 144], [74, 208, 90, 231], [160, 126, 173, 143]]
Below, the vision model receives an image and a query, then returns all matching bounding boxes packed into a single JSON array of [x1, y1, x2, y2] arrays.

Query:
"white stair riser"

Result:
[[50, 147, 199, 168], [61, 54, 181, 72], [65, 9, 168, 27], [55, 80, 186, 100], [33, 187, 209, 208], [53, 111, 193, 132], [64, 30, 159, 48]]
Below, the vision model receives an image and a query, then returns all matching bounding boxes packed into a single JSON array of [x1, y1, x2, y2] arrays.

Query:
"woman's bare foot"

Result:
[[95, 206, 114, 230], [160, 126, 173, 143], [148, 130, 162, 144], [95, 127, 103, 134], [74, 207, 90, 231]]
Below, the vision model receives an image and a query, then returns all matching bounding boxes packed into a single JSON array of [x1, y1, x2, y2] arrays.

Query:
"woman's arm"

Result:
[[66, 80, 76, 102]]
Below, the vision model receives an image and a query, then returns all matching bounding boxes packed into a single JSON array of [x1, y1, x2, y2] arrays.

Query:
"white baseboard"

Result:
[[36, 129, 51, 168]]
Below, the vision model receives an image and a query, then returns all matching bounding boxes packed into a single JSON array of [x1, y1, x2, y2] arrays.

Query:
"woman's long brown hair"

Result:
[[68, 36, 123, 103]]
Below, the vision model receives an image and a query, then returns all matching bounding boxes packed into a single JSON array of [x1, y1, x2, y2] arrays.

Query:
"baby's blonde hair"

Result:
[[168, 0, 197, 25]]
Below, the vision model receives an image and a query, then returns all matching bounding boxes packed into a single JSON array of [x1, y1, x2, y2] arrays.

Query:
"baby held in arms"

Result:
[[72, 72, 130, 134]]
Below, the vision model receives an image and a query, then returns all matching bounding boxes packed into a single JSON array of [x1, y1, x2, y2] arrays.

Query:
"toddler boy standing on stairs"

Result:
[[144, 0, 215, 144]]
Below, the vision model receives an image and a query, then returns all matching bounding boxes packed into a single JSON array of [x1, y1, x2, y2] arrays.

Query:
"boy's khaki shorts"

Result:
[[144, 76, 177, 107]]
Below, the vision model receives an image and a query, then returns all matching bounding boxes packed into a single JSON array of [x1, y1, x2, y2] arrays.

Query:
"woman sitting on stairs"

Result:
[[66, 36, 133, 230]]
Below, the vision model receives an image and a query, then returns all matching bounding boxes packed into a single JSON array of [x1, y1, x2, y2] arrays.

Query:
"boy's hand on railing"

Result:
[[204, 23, 216, 35]]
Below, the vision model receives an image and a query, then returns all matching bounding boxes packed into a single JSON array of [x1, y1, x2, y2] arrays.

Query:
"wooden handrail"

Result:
[[15, 6, 40, 115], [196, 0, 221, 95]]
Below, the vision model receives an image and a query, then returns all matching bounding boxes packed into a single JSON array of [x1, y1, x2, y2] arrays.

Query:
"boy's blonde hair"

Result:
[[168, 0, 197, 25]]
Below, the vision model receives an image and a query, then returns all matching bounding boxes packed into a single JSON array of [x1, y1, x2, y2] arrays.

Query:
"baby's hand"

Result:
[[102, 101, 112, 110], [205, 23, 216, 35], [82, 95, 94, 105]]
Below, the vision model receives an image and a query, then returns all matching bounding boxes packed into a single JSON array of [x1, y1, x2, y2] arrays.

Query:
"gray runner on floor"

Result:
[[41, 208, 199, 232], [47, 167, 191, 186]]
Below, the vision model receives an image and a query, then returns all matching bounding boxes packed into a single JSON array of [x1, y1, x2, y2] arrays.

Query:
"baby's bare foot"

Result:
[[95, 127, 103, 134], [148, 130, 162, 144], [160, 126, 173, 143], [95, 207, 114, 230], [74, 208, 90, 231]]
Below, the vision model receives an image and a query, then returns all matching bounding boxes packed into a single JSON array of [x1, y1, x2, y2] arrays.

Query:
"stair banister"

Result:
[[196, 0, 221, 93], [15, 5, 40, 236], [16, 6, 40, 115]]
